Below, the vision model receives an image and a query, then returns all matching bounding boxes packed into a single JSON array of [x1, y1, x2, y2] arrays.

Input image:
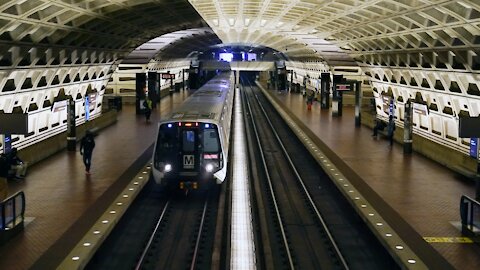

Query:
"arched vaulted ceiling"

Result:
[[0, 0, 478, 66], [124, 28, 221, 64], [0, 0, 207, 53], [189, 0, 480, 67]]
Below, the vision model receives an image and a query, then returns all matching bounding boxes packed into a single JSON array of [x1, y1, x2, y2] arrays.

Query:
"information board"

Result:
[[470, 138, 478, 158], [335, 83, 352, 91], [161, 73, 175, 80]]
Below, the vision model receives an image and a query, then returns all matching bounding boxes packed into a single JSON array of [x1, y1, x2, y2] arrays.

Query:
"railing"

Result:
[[460, 195, 480, 236], [0, 191, 25, 231]]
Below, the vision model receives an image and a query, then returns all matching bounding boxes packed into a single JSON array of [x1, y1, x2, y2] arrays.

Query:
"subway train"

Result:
[[152, 71, 234, 189]]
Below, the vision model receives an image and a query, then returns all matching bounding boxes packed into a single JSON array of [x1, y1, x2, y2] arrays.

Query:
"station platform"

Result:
[[0, 91, 191, 269], [260, 84, 479, 269], [1, 82, 478, 269]]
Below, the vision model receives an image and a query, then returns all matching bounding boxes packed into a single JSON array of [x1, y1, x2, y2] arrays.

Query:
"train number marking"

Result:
[[183, 155, 194, 169]]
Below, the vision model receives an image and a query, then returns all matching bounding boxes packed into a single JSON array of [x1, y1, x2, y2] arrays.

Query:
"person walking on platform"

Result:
[[143, 97, 152, 122], [306, 88, 314, 110], [372, 118, 386, 137], [387, 115, 396, 146], [80, 130, 96, 175]]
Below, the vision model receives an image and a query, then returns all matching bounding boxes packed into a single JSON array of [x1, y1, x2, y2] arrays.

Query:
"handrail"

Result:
[[0, 191, 25, 231], [460, 195, 480, 235]]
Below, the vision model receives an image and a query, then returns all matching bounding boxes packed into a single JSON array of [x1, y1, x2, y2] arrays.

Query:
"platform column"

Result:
[[148, 71, 158, 109], [403, 100, 413, 154], [290, 70, 294, 92], [354, 81, 362, 127], [182, 68, 186, 90], [320, 73, 330, 109], [235, 70, 240, 85], [332, 74, 344, 117], [135, 73, 147, 114], [67, 96, 76, 151]]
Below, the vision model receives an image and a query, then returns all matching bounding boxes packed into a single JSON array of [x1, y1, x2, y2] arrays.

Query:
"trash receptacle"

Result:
[[107, 96, 122, 111], [114, 96, 122, 110]]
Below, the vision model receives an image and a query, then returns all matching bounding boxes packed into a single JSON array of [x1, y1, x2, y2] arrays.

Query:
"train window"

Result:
[[159, 133, 174, 150], [156, 124, 178, 153], [183, 130, 195, 152], [203, 129, 219, 152]]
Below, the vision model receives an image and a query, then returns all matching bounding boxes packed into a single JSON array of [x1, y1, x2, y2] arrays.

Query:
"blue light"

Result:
[[205, 124, 210, 128], [167, 123, 172, 128]]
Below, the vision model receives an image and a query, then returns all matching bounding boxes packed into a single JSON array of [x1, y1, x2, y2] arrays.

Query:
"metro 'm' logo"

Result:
[[183, 155, 194, 169]]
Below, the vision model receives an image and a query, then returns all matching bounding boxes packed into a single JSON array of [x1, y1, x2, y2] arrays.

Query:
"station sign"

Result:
[[161, 73, 175, 80], [413, 103, 429, 116], [470, 138, 478, 158], [3, 134, 11, 153], [335, 83, 352, 91], [52, 100, 68, 113], [85, 93, 97, 121], [389, 99, 394, 115], [381, 95, 392, 114]]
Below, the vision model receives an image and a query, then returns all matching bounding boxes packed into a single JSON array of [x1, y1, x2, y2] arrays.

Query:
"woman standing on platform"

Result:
[[80, 130, 96, 174]]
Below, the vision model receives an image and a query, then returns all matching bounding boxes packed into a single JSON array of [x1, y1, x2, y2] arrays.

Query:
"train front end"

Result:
[[152, 121, 225, 189]]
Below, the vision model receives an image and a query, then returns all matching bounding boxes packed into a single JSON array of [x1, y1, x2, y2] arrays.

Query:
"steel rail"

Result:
[[251, 84, 350, 270], [135, 200, 171, 270], [190, 196, 210, 270], [242, 83, 296, 270]]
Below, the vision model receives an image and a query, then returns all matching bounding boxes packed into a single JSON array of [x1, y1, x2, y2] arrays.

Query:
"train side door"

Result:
[[181, 129, 199, 172]]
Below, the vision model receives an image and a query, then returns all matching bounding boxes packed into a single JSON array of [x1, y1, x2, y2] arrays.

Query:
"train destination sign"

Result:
[[161, 73, 175, 80], [335, 83, 351, 91]]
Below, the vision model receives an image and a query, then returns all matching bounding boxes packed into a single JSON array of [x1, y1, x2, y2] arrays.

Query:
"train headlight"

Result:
[[164, 163, 172, 172], [205, 163, 214, 173]]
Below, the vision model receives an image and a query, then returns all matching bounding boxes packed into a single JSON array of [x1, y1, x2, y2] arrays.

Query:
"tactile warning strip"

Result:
[[56, 163, 152, 270]]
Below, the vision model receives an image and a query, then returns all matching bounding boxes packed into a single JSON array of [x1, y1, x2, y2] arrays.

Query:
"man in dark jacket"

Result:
[[80, 131, 96, 174], [5, 148, 27, 179], [387, 115, 396, 146]]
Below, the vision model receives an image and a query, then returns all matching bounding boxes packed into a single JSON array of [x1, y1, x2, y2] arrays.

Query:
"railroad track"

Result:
[[241, 77, 399, 270], [136, 189, 215, 270], [87, 181, 222, 270]]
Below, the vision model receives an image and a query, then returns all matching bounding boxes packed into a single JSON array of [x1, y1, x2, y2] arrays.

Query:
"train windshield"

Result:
[[157, 124, 177, 153], [202, 129, 219, 152], [182, 130, 196, 152], [155, 123, 221, 158]]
